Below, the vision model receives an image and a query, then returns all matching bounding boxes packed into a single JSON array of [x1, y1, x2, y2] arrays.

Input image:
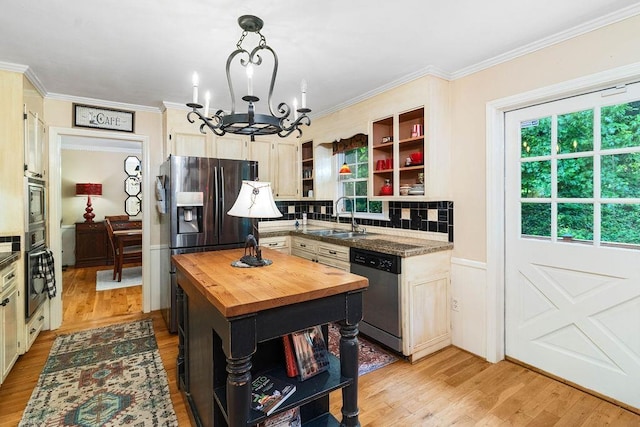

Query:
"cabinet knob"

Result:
[[30, 328, 36, 335], [329, 250, 337, 255], [0, 297, 9, 306]]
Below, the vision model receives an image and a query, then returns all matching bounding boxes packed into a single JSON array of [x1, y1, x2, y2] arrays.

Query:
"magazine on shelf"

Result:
[[251, 374, 296, 416], [290, 325, 330, 381], [257, 406, 301, 427]]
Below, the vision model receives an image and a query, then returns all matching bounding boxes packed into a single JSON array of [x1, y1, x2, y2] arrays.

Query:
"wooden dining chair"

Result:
[[105, 218, 142, 282]]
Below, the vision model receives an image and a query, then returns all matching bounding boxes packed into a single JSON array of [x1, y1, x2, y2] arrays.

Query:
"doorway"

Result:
[[502, 83, 640, 408], [48, 127, 151, 330]]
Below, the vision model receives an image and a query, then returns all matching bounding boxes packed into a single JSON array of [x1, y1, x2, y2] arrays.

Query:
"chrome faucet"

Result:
[[335, 196, 363, 233]]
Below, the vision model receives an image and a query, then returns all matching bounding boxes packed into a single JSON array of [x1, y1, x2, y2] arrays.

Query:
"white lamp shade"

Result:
[[227, 181, 283, 218]]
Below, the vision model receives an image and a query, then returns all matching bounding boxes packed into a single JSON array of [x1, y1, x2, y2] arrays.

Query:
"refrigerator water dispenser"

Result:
[[176, 191, 203, 234]]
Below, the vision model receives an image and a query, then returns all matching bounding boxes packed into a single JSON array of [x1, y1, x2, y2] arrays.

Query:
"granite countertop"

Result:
[[0, 251, 21, 271], [260, 226, 453, 257]]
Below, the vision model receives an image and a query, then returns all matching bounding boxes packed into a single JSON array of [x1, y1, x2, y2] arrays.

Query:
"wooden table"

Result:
[[172, 248, 368, 427]]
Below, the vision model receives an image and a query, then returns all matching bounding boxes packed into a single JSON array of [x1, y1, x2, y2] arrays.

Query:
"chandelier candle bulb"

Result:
[[293, 97, 299, 119], [247, 64, 254, 96], [192, 72, 199, 104], [204, 91, 210, 117], [301, 79, 307, 108]]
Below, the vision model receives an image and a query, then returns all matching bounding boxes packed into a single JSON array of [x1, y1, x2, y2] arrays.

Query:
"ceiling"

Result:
[[2, 1, 640, 117]]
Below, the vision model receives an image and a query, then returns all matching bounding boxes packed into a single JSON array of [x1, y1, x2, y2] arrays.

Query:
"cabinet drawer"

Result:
[[317, 243, 349, 262], [25, 304, 45, 352], [291, 248, 316, 262], [1, 262, 17, 293], [317, 256, 350, 272], [292, 238, 317, 253], [259, 236, 289, 250]]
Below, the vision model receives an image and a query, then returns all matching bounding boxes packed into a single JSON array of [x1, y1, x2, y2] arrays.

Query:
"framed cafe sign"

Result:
[[73, 103, 135, 132]]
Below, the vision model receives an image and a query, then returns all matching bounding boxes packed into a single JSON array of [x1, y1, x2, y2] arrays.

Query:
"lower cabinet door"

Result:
[[1, 286, 19, 383]]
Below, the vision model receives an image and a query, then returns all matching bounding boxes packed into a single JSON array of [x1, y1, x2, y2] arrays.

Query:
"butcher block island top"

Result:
[[172, 247, 368, 318]]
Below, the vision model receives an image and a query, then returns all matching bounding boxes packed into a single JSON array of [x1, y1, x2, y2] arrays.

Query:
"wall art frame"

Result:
[[73, 103, 135, 133]]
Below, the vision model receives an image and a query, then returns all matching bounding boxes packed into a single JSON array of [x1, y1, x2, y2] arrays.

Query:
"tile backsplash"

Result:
[[0, 235, 21, 252], [266, 200, 454, 242]]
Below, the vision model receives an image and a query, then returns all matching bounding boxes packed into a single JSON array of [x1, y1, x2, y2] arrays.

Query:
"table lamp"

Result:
[[76, 183, 102, 223], [227, 181, 282, 267]]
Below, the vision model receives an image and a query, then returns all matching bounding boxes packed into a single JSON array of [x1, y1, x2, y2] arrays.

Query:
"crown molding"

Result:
[[451, 3, 640, 80], [161, 101, 191, 112], [24, 68, 47, 97], [46, 92, 162, 113], [313, 65, 452, 119], [0, 61, 28, 73]]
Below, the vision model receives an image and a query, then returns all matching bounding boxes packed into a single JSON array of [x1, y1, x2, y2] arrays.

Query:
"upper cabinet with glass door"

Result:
[[369, 77, 451, 200]]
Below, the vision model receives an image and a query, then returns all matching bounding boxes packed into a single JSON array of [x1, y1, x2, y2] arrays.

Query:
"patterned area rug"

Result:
[[19, 319, 177, 426], [327, 323, 398, 376]]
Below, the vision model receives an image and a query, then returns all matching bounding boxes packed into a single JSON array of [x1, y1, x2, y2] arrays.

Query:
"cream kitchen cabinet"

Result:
[[24, 108, 46, 179], [290, 236, 317, 262], [317, 241, 350, 271], [273, 139, 298, 199], [370, 76, 450, 200], [24, 302, 44, 352], [0, 262, 19, 385], [248, 138, 298, 200], [258, 235, 290, 254], [402, 249, 452, 362], [215, 135, 246, 160], [247, 138, 272, 182], [170, 132, 213, 157], [291, 237, 350, 271]]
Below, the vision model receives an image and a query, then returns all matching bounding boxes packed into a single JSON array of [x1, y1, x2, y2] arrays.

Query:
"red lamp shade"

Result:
[[76, 183, 102, 223]]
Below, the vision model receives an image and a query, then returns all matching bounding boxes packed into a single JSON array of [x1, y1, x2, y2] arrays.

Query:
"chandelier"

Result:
[[187, 15, 311, 141]]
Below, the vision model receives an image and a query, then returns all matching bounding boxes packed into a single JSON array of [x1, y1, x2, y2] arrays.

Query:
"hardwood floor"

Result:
[[0, 264, 637, 426]]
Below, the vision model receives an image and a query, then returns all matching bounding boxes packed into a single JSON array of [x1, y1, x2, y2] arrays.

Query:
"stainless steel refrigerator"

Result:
[[158, 155, 258, 332]]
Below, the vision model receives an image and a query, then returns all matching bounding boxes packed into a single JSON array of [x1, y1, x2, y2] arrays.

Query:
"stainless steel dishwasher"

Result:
[[350, 247, 402, 352]]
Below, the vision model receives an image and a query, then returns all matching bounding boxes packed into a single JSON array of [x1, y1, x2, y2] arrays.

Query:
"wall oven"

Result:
[[25, 244, 48, 319], [25, 176, 48, 319], [26, 178, 46, 228]]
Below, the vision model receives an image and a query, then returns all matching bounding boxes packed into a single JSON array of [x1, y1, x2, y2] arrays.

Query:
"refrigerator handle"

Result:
[[214, 166, 219, 234], [220, 166, 225, 211]]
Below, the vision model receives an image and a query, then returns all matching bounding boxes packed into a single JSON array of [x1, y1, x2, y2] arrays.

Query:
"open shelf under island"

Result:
[[172, 248, 368, 427]]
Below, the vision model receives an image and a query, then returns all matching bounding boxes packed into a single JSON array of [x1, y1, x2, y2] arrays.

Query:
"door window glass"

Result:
[[518, 95, 640, 248]]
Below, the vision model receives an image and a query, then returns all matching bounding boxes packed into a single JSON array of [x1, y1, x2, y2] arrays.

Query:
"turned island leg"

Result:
[[339, 322, 360, 426], [226, 355, 252, 427]]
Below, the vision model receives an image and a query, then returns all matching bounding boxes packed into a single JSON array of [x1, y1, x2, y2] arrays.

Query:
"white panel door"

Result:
[[505, 82, 640, 409]]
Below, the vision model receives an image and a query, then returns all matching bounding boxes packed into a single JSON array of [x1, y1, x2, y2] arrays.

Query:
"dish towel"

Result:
[[34, 249, 57, 298]]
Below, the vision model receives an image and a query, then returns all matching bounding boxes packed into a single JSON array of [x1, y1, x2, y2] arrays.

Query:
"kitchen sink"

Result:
[[305, 229, 347, 236], [305, 229, 370, 239], [329, 232, 370, 239]]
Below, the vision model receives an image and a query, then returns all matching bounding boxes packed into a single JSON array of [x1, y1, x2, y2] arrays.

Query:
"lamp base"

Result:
[[83, 201, 95, 223], [232, 257, 273, 268]]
